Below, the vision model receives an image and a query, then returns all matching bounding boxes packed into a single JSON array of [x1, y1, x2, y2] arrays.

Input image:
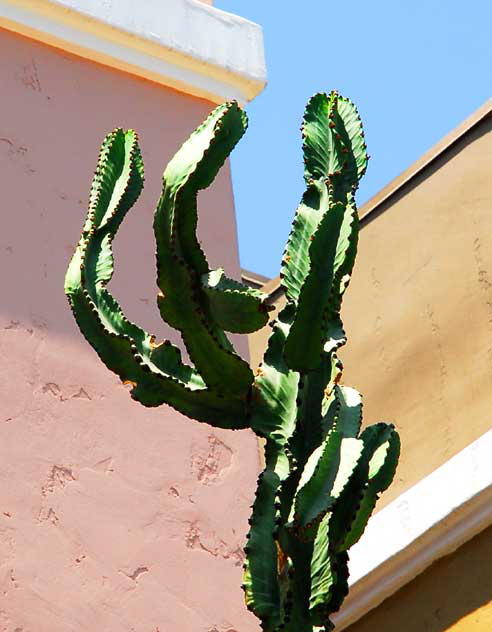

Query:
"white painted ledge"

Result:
[[333, 429, 492, 629], [0, 0, 266, 104]]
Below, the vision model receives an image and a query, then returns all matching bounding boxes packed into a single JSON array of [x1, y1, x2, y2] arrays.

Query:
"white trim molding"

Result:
[[0, 0, 267, 104], [334, 429, 492, 629]]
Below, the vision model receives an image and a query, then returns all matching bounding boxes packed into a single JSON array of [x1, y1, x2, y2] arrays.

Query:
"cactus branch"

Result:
[[154, 102, 260, 396], [65, 126, 251, 427]]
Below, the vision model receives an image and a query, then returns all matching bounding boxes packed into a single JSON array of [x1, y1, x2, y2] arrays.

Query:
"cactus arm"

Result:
[[333, 96, 369, 189], [302, 91, 368, 191], [242, 471, 280, 625], [329, 423, 400, 551], [284, 197, 352, 370], [69, 295, 246, 427], [249, 319, 299, 443], [322, 201, 359, 355], [68, 254, 247, 425], [64, 129, 143, 297], [243, 443, 290, 629], [321, 550, 350, 617], [286, 383, 362, 533], [280, 91, 367, 372], [291, 434, 342, 528], [65, 128, 248, 428], [338, 427, 401, 550], [288, 361, 334, 461], [280, 90, 364, 307], [280, 533, 315, 630], [244, 316, 303, 629], [292, 435, 363, 533], [243, 319, 300, 627], [305, 424, 400, 627], [275, 383, 366, 629], [302, 91, 339, 182], [309, 518, 340, 625], [154, 102, 256, 395], [334, 385, 363, 437], [282, 197, 357, 370], [288, 350, 346, 464], [280, 186, 329, 306], [201, 268, 272, 333]]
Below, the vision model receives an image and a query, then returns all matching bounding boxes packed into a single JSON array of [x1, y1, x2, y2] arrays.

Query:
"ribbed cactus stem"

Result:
[[65, 91, 400, 631]]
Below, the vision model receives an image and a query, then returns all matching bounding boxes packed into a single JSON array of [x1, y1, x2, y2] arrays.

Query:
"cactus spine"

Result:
[[65, 92, 400, 631]]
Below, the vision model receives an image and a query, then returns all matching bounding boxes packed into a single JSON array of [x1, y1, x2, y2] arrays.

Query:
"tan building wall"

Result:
[[341, 113, 492, 508], [252, 110, 492, 509], [0, 26, 261, 632], [345, 524, 492, 632], [247, 105, 492, 632]]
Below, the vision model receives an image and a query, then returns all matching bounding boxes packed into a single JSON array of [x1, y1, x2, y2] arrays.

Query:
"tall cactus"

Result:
[[65, 91, 400, 631]]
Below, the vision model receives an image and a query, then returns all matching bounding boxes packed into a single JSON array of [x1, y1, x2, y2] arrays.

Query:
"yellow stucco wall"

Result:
[[344, 524, 492, 632], [341, 116, 492, 508], [249, 115, 492, 512]]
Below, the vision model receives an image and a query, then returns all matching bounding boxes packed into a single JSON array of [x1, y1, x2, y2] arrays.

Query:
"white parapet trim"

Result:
[[0, 0, 266, 104], [333, 429, 492, 629]]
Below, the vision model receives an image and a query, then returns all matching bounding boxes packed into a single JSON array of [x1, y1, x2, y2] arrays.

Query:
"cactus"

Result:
[[65, 91, 400, 631]]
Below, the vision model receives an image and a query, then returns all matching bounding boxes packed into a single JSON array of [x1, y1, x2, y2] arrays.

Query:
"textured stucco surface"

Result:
[[341, 117, 492, 509], [0, 27, 260, 632], [251, 117, 492, 513]]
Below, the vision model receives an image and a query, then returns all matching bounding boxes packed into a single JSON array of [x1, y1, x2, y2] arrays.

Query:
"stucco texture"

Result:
[[0, 27, 260, 632], [250, 115, 492, 513], [340, 116, 492, 509]]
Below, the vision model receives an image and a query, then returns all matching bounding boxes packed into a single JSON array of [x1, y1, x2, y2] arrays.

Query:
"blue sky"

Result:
[[214, 0, 492, 278]]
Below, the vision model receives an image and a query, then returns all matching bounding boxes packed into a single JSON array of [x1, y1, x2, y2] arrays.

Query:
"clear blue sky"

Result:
[[214, 0, 492, 279]]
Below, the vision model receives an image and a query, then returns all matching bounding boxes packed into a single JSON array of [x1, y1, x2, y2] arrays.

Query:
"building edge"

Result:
[[0, 0, 267, 104]]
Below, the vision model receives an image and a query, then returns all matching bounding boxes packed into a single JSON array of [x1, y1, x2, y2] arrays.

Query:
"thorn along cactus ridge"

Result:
[[65, 91, 400, 631]]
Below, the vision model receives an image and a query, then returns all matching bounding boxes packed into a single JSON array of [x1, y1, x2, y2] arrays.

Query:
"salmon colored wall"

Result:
[[344, 524, 492, 632], [0, 27, 260, 632]]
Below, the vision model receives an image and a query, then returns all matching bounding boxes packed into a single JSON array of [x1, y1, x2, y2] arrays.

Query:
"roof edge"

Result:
[[0, 0, 267, 104], [359, 99, 492, 222]]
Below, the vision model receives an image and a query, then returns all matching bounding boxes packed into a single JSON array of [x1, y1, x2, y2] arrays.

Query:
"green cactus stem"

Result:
[[65, 90, 400, 631]]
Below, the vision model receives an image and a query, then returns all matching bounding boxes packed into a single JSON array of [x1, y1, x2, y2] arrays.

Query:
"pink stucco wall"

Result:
[[0, 27, 260, 632]]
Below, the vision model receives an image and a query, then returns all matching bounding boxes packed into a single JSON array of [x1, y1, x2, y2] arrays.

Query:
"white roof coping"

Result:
[[0, 0, 267, 104]]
